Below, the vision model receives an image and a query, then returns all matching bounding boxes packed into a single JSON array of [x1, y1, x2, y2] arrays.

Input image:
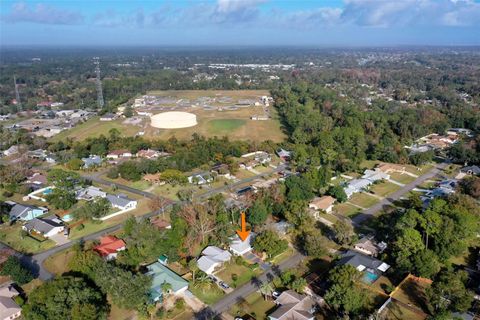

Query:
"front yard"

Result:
[[229, 292, 276, 319], [0, 224, 56, 254], [369, 181, 401, 197], [348, 192, 380, 209], [215, 260, 260, 288], [189, 283, 224, 305], [333, 202, 360, 217]]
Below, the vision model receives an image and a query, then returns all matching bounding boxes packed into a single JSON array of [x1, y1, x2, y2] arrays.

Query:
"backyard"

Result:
[[215, 260, 260, 288]]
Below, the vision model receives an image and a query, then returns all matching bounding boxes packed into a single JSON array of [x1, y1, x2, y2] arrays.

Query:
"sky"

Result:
[[1, 0, 479, 47]]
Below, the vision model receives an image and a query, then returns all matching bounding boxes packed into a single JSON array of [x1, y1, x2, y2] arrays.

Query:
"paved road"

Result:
[[7, 165, 286, 280], [195, 252, 304, 320], [351, 162, 448, 225]]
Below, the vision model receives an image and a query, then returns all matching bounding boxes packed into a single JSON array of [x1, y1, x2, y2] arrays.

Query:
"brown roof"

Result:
[[269, 290, 315, 320], [376, 163, 406, 173], [309, 196, 335, 210], [143, 173, 162, 182], [151, 218, 171, 229]]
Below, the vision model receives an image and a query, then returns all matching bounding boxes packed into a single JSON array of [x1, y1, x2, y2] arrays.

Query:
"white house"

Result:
[[188, 174, 213, 185], [76, 186, 107, 201], [362, 169, 390, 182], [23, 215, 65, 238], [106, 194, 137, 211], [229, 233, 254, 256], [197, 246, 232, 274], [3, 145, 19, 157], [344, 178, 372, 198]]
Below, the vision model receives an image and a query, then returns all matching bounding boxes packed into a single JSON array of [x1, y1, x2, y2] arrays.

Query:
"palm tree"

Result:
[[259, 282, 274, 301], [188, 259, 199, 283]]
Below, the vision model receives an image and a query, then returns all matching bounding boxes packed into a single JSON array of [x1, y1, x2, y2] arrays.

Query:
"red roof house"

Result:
[[94, 236, 126, 260]]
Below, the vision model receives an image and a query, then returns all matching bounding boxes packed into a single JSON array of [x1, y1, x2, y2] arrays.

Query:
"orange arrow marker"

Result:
[[236, 211, 250, 241]]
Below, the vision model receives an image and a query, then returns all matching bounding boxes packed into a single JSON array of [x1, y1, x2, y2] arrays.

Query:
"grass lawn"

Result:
[[383, 301, 427, 320], [152, 184, 187, 201], [348, 193, 380, 209], [370, 181, 401, 197], [108, 299, 136, 320], [391, 277, 431, 315], [215, 262, 259, 288], [43, 248, 76, 275], [0, 224, 56, 254], [190, 284, 224, 305], [21, 279, 44, 295], [333, 203, 360, 217], [50, 117, 140, 142], [229, 292, 276, 319], [389, 172, 417, 184], [207, 119, 246, 135], [270, 247, 296, 264], [69, 219, 117, 239]]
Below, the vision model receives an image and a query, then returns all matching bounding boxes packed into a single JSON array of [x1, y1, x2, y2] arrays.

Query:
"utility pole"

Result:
[[14, 75, 22, 112], [93, 57, 104, 109]]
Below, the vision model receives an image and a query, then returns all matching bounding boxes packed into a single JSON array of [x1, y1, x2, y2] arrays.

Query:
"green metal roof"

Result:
[[146, 261, 188, 301]]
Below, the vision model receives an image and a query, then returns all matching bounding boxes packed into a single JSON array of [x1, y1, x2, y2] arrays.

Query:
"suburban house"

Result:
[[94, 236, 126, 260], [344, 168, 390, 198], [106, 194, 137, 211], [376, 163, 406, 174], [106, 149, 132, 159], [76, 186, 107, 201], [146, 260, 189, 302], [3, 145, 19, 157], [354, 237, 387, 257], [197, 246, 232, 275], [268, 290, 316, 320], [229, 233, 254, 256], [25, 172, 47, 186], [456, 166, 480, 180], [338, 250, 390, 282], [308, 196, 336, 214], [239, 159, 260, 170], [151, 218, 171, 230], [99, 113, 117, 121], [254, 152, 272, 164], [211, 164, 230, 176], [0, 282, 21, 320], [136, 149, 161, 159], [22, 215, 65, 238], [344, 179, 371, 198], [276, 148, 292, 161], [188, 173, 213, 185], [81, 155, 102, 169], [143, 173, 163, 184], [361, 169, 390, 182], [8, 203, 48, 221]]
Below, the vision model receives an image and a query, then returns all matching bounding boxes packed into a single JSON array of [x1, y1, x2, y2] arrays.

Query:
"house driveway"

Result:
[[49, 234, 69, 245], [243, 251, 270, 270], [181, 290, 206, 312]]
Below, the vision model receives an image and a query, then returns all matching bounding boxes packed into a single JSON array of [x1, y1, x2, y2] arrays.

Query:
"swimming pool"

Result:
[[62, 214, 73, 222], [362, 271, 379, 284], [43, 188, 53, 195]]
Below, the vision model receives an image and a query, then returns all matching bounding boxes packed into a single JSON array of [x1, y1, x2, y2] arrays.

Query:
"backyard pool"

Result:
[[62, 214, 73, 222], [43, 188, 53, 195], [362, 271, 379, 284]]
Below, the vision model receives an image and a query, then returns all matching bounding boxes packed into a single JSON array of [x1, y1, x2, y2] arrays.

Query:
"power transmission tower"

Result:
[[13, 75, 22, 112], [94, 57, 105, 109]]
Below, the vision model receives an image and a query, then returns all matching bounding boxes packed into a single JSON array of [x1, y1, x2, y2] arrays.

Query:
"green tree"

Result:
[[253, 230, 288, 259], [248, 198, 269, 226], [325, 265, 367, 316], [303, 230, 327, 258], [0, 256, 33, 285], [327, 185, 347, 203], [332, 220, 355, 245], [66, 158, 84, 170], [412, 250, 441, 279], [22, 276, 108, 320], [427, 269, 473, 315]]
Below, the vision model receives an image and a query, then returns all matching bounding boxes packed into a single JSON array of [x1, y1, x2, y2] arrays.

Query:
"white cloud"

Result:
[[3, 2, 84, 25]]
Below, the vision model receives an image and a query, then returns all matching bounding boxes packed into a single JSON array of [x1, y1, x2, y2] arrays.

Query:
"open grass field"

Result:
[[50, 117, 141, 142], [229, 292, 276, 319], [370, 181, 402, 197]]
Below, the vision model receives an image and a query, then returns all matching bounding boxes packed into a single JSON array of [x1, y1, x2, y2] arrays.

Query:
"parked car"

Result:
[[208, 275, 217, 283], [272, 291, 281, 299], [219, 281, 230, 289]]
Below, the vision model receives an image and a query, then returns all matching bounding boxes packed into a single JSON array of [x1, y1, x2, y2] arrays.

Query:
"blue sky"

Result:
[[1, 0, 479, 46]]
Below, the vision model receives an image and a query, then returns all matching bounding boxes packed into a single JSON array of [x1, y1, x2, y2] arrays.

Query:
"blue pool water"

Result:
[[363, 271, 379, 284], [62, 214, 73, 222], [43, 188, 53, 195]]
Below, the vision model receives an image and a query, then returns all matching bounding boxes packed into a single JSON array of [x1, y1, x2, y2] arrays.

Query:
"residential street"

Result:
[[195, 252, 304, 319], [351, 162, 448, 225]]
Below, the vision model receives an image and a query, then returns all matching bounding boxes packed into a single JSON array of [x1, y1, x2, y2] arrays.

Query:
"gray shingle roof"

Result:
[[24, 216, 63, 234]]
